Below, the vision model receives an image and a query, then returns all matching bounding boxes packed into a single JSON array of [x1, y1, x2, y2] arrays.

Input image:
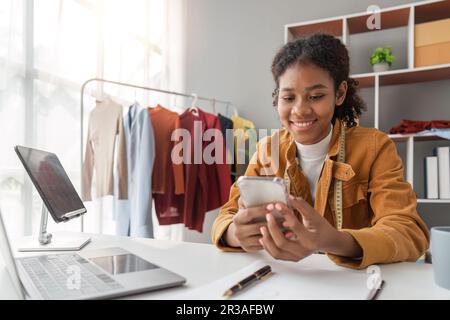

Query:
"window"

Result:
[[0, 0, 183, 240]]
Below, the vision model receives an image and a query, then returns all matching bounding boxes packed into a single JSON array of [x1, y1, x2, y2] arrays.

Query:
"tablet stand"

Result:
[[17, 203, 91, 252], [39, 204, 52, 245]]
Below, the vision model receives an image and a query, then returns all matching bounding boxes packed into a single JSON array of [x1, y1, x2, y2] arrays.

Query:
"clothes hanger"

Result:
[[148, 93, 159, 109], [95, 93, 110, 104], [211, 98, 216, 115], [94, 84, 103, 103], [95, 88, 104, 103], [189, 93, 199, 116], [128, 90, 139, 115], [225, 102, 238, 118], [232, 103, 239, 117], [172, 94, 177, 109], [133, 89, 139, 105]]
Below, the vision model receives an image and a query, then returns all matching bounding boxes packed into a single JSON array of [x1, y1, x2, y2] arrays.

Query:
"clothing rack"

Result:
[[79, 77, 238, 231]]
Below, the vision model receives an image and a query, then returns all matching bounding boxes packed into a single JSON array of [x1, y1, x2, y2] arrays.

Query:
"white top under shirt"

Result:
[[295, 125, 333, 202]]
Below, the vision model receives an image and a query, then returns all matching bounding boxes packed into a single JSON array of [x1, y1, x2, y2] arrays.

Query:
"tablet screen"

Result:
[[15, 146, 86, 222]]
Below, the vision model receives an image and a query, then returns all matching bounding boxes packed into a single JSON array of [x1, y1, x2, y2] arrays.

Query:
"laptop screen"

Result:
[[15, 146, 86, 223]]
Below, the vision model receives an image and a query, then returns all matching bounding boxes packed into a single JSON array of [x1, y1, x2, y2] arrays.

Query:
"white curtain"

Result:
[[0, 0, 187, 241]]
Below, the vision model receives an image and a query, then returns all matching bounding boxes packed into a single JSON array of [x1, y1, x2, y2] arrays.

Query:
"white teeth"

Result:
[[292, 120, 315, 128]]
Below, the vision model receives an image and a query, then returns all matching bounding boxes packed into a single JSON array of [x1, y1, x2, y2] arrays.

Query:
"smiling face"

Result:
[[276, 62, 347, 145]]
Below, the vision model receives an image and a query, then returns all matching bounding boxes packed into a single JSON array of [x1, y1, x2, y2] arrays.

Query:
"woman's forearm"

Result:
[[324, 230, 363, 258]]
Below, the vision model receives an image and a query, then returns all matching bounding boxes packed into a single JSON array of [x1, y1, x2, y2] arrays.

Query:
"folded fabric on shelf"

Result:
[[416, 128, 450, 140], [389, 119, 450, 134]]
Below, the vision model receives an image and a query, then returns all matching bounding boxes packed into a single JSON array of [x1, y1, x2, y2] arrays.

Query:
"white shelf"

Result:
[[388, 133, 449, 142], [417, 199, 450, 203], [352, 63, 450, 88]]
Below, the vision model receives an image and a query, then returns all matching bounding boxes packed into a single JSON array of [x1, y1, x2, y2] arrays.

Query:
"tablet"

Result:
[[14, 145, 86, 223]]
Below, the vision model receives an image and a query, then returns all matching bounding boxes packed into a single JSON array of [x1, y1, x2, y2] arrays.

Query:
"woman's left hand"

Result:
[[259, 195, 360, 262]]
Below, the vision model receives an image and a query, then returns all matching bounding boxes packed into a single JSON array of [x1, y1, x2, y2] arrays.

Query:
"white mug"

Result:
[[431, 226, 450, 290]]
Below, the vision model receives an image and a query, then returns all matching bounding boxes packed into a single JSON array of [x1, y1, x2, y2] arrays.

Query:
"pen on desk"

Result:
[[223, 265, 272, 298]]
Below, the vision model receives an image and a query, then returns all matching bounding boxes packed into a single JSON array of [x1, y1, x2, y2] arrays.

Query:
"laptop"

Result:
[[0, 208, 186, 300], [1, 145, 186, 299]]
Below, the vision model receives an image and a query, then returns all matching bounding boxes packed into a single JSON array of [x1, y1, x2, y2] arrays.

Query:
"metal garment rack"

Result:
[[79, 77, 238, 232]]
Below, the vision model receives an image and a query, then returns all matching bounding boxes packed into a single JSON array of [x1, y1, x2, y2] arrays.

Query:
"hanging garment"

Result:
[[153, 107, 208, 230], [149, 104, 184, 194], [218, 113, 235, 182], [114, 103, 155, 238], [218, 113, 234, 145], [231, 115, 256, 181], [203, 111, 232, 211], [150, 105, 185, 226], [82, 98, 128, 201], [178, 108, 209, 231], [166, 108, 231, 232]]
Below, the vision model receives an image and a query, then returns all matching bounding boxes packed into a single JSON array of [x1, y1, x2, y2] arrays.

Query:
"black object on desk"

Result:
[[223, 265, 272, 298]]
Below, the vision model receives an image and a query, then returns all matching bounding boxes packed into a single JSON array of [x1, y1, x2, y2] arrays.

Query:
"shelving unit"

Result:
[[285, 0, 450, 199]]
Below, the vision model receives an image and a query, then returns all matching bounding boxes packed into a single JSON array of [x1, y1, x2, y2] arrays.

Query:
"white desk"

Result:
[[2, 232, 450, 300]]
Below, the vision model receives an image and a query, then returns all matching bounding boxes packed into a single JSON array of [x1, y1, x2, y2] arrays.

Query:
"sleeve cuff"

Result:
[[212, 217, 244, 252], [327, 228, 396, 269]]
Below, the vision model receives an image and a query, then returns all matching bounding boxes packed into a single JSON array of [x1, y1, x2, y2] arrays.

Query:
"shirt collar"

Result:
[[295, 125, 333, 160], [286, 120, 343, 165]]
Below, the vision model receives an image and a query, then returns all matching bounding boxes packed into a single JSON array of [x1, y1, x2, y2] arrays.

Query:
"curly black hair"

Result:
[[271, 33, 366, 128]]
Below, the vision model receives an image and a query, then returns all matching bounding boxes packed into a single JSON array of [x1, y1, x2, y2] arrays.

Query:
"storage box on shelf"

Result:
[[415, 18, 450, 67], [422, 146, 450, 201], [284, 0, 450, 204]]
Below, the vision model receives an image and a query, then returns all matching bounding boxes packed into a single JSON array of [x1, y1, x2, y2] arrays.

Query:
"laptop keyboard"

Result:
[[18, 254, 123, 299]]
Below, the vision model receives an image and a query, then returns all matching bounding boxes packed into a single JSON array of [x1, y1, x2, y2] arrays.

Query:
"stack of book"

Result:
[[425, 147, 450, 199]]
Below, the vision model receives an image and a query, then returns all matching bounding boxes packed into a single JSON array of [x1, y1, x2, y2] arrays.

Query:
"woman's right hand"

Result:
[[224, 198, 268, 252]]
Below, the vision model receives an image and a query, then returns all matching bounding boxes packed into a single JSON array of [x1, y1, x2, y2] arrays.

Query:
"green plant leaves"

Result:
[[369, 46, 396, 66]]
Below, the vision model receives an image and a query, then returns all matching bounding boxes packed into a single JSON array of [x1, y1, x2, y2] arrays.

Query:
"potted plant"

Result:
[[369, 47, 396, 72]]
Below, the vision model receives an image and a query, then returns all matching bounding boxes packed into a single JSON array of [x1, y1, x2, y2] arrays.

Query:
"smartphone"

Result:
[[236, 176, 290, 226], [236, 176, 290, 208]]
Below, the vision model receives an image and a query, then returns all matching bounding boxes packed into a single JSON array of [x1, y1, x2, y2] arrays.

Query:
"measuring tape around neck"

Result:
[[333, 121, 346, 230], [285, 121, 346, 230]]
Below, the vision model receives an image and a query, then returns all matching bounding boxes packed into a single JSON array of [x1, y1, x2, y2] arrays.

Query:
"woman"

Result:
[[211, 33, 429, 269]]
